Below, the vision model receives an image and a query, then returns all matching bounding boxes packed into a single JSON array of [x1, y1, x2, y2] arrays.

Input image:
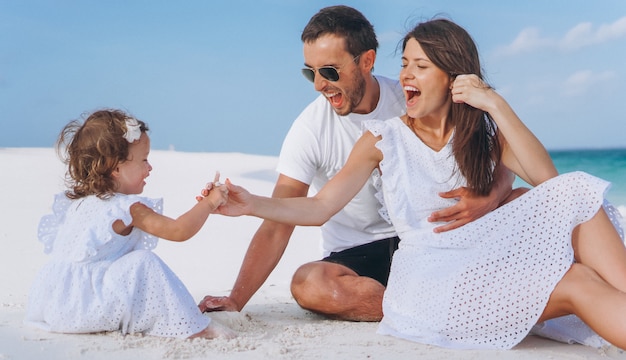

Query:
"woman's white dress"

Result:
[[24, 193, 210, 339], [365, 117, 624, 350]]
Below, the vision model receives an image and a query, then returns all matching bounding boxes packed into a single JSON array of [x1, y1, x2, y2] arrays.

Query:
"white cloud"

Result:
[[496, 16, 626, 56], [561, 16, 626, 50], [561, 22, 595, 50], [494, 27, 554, 56], [598, 16, 626, 40], [562, 70, 615, 96]]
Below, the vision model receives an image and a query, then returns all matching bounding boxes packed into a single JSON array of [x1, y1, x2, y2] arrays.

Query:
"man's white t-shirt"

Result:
[[277, 75, 405, 256]]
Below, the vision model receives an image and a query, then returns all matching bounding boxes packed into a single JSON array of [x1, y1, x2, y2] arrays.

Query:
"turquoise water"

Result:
[[513, 148, 626, 211]]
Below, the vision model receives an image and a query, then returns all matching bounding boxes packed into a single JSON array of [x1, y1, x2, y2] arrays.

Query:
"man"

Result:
[[198, 5, 512, 321]]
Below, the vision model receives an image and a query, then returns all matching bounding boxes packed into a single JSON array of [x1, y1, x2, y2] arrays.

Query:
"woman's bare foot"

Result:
[[189, 321, 237, 340]]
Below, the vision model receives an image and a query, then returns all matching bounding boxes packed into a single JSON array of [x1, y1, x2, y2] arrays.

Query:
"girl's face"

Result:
[[400, 38, 452, 121], [113, 133, 152, 195]]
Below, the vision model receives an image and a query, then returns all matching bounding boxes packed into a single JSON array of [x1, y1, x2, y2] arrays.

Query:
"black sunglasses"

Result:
[[301, 54, 361, 83]]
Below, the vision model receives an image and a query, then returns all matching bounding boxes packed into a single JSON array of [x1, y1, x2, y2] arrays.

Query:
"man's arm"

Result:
[[198, 174, 310, 312], [428, 162, 515, 233]]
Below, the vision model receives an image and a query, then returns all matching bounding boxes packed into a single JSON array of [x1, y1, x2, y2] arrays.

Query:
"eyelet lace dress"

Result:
[[365, 118, 624, 350], [24, 193, 210, 339]]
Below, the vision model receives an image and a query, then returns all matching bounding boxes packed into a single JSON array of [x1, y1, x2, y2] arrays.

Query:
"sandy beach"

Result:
[[1, 147, 625, 359]]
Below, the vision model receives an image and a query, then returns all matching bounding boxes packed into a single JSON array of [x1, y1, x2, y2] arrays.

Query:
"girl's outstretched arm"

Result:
[[451, 74, 557, 186], [218, 131, 383, 226], [127, 184, 229, 242]]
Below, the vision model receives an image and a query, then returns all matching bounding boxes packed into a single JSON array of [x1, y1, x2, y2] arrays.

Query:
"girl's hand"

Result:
[[196, 183, 213, 201], [195, 171, 228, 210], [450, 74, 496, 112], [204, 183, 229, 211], [195, 171, 221, 201]]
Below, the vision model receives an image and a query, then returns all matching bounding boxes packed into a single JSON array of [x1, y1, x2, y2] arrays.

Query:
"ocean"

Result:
[[513, 148, 626, 221]]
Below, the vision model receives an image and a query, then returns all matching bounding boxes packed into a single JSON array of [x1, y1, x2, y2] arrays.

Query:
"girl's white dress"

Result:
[[365, 118, 624, 350], [24, 193, 210, 339]]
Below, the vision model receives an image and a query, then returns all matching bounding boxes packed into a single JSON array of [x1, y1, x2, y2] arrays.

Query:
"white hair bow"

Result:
[[123, 117, 142, 143]]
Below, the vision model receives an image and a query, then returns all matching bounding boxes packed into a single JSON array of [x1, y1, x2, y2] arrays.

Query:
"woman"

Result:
[[213, 19, 626, 350]]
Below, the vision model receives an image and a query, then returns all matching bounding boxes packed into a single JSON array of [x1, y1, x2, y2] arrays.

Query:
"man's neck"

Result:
[[353, 74, 380, 115]]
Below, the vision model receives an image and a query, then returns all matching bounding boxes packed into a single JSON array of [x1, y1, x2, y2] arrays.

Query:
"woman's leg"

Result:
[[540, 263, 626, 349], [500, 187, 529, 206], [571, 208, 626, 291]]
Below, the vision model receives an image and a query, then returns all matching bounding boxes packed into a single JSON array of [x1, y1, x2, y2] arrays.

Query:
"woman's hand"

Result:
[[196, 177, 253, 217], [452, 75, 557, 185], [450, 74, 496, 113], [212, 179, 253, 216]]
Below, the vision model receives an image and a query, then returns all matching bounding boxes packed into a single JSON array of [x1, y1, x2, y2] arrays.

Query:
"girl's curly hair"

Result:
[[57, 109, 148, 199]]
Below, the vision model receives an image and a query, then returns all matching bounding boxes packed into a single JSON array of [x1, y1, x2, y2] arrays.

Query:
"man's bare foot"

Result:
[[188, 321, 237, 340]]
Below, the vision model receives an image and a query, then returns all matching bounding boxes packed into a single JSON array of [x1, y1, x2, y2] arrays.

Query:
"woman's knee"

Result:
[[501, 187, 530, 205], [560, 264, 604, 292], [548, 264, 604, 312]]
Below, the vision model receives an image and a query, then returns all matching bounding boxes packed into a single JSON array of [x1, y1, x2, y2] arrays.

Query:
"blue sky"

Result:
[[1, 0, 625, 155]]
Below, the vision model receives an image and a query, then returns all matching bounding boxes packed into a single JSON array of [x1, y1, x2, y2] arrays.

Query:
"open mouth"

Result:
[[404, 85, 421, 105], [325, 91, 343, 107]]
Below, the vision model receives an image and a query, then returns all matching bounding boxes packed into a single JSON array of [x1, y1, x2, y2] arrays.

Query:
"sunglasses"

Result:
[[301, 54, 361, 83]]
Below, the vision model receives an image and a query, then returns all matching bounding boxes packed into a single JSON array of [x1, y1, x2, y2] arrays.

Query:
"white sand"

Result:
[[1, 147, 624, 359]]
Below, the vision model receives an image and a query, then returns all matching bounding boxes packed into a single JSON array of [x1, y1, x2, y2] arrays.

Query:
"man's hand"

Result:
[[198, 295, 239, 313], [429, 163, 518, 233], [428, 186, 498, 233]]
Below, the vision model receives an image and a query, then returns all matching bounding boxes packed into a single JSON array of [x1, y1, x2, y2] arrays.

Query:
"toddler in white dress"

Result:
[[25, 109, 233, 339]]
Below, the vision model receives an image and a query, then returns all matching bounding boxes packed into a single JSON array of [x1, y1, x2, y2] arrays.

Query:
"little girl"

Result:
[[24, 109, 234, 339]]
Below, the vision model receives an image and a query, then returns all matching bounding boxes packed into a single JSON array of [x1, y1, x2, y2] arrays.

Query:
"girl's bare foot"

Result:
[[189, 321, 237, 340]]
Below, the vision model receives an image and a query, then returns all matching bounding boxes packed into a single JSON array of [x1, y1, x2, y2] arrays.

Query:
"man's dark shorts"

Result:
[[321, 236, 400, 286]]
